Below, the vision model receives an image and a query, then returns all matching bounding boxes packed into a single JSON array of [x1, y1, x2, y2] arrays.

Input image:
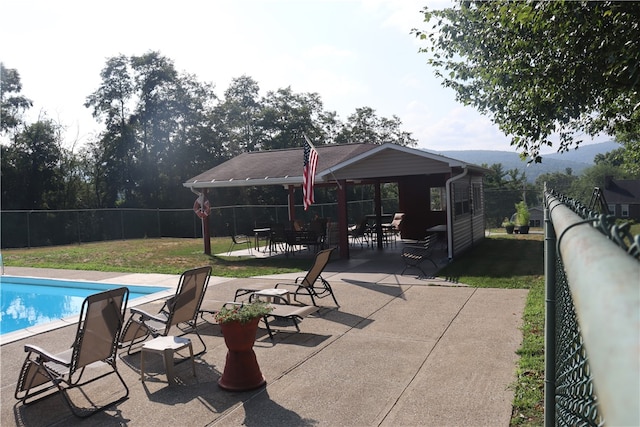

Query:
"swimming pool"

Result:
[[0, 276, 170, 335]]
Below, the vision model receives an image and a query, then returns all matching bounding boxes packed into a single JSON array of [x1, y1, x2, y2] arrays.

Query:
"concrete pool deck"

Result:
[[1, 247, 528, 426]]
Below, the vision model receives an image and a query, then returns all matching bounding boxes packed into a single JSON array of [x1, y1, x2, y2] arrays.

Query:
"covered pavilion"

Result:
[[183, 142, 488, 260]]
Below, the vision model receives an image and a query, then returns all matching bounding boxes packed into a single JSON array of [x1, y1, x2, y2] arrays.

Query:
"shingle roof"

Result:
[[603, 179, 640, 204], [183, 142, 485, 189], [186, 144, 374, 186]]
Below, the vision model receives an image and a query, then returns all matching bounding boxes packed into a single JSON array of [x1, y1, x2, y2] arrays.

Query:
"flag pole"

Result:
[[302, 133, 319, 211], [304, 133, 342, 190]]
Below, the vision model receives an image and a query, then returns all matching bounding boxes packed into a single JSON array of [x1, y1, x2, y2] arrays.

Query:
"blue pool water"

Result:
[[0, 276, 169, 335]]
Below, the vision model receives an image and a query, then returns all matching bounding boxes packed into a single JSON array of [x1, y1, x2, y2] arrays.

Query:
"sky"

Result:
[[1, 0, 608, 155]]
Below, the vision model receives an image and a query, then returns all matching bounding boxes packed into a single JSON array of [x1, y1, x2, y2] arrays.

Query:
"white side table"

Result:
[[140, 336, 195, 386], [250, 288, 290, 304]]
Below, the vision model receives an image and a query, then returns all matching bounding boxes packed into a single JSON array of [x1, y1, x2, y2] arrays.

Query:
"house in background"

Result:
[[602, 176, 640, 222], [528, 207, 544, 228]]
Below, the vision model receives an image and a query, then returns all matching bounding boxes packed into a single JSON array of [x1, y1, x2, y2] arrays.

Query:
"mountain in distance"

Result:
[[430, 141, 620, 182]]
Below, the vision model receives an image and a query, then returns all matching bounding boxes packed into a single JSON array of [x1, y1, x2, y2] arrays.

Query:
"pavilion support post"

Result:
[[202, 189, 211, 255], [337, 180, 349, 259], [374, 180, 383, 249], [287, 185, 296, 222]]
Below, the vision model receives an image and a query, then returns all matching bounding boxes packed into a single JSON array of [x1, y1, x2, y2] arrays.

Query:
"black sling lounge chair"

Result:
[[261, 303, 320, 340], [120, 266, 212, 355], [15, 287, 130, 418], [235, 248, 338, 307]]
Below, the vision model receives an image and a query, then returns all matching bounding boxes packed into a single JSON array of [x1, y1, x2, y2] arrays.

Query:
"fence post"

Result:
[[76, 211, 81, 244], [232, 207, 236, 234], [193, 213, 198, 238], [547, 193, 640, 426], [543, 200, 556, 426], [27, 211, 32, 248]]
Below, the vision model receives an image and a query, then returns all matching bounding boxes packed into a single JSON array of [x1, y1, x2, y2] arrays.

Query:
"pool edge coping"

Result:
[[1, 275, 178, 346], [1, 269, 235, 346]]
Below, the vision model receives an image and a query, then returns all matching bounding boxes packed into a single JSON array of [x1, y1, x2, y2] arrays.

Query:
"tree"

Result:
[[316, 109, 343, 145], [482, 163, 537, 227], [129, 51, 180, 206], [534, 171, 578, 196], [85, 51, 221, 207], [0, 63, 33, 139], [612, 132, 640, 176], [336, 106, 417, 146], [483, 163, 527, 190], [594, 148, 626, 168], [85, 55, 137, 206], [570, 163, 624, 204], [4, 50, 422, 212], [85, 55, 134, 132], [258, 87, 325, 150], [217, 75, 262, 155], [415, 1, 640, 162], [167, 71, 220, 207], [1, 119, 64, 209], [483, 163, 508, 188]]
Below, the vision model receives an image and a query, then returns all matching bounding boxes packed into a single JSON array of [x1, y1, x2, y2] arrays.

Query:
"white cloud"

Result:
[[405, 105, 513, 152], [304, 44, 354, 60]]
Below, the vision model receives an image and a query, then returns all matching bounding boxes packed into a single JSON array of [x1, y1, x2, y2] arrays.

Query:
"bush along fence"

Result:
[[544, 188, 639, 426], [0, 199, 399, 249]]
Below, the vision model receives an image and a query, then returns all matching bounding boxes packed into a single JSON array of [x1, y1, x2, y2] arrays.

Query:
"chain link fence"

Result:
[[1, 199, 400, 249], [3, 187, 535, 248], [544, 189, 639, 426]]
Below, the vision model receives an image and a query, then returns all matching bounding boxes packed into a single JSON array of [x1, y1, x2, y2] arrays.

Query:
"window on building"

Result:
[[608, 204, 616, 215], [453, 184, 470, 217], [472, 183, 483, 216], [430, 187, 446, 211], [621, 204, 629, 217]]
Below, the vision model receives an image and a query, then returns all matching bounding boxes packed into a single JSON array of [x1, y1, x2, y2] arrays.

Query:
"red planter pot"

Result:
[[218, 318, 266, 391]]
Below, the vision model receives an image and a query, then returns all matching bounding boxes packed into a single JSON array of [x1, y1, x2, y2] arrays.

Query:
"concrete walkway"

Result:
[[1, 248, 527, 426]]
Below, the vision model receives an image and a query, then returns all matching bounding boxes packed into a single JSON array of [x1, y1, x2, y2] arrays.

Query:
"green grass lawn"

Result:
[[2, 234, 545, 426], [1, 237, 312, 276]]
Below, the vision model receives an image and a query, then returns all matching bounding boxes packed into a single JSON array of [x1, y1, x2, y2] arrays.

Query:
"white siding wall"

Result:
[[450, 174, 485, 258]]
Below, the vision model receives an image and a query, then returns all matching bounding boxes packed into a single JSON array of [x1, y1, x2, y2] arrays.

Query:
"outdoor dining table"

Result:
[[366, 214, 393, 245], [253, 227, 270, 252], [426, 224, 447, 250], [365, 214, 393, 225], [426, 224, 446, 233]]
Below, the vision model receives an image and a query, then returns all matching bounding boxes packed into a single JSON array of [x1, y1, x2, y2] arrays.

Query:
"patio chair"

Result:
[[269, 223, 289, 254], [401, 234, 438, 276], [382, 213, 404, 243], [309, 218, 327, 251], [348, 219, 370, 247], [120, 266, 212, 355], [234, 247, 338, 307], [15, 287, 130, 418], [226, 223, 252, 255]]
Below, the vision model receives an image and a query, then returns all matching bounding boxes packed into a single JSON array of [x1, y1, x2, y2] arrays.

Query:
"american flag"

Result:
[[303, 134, 318, 211]]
